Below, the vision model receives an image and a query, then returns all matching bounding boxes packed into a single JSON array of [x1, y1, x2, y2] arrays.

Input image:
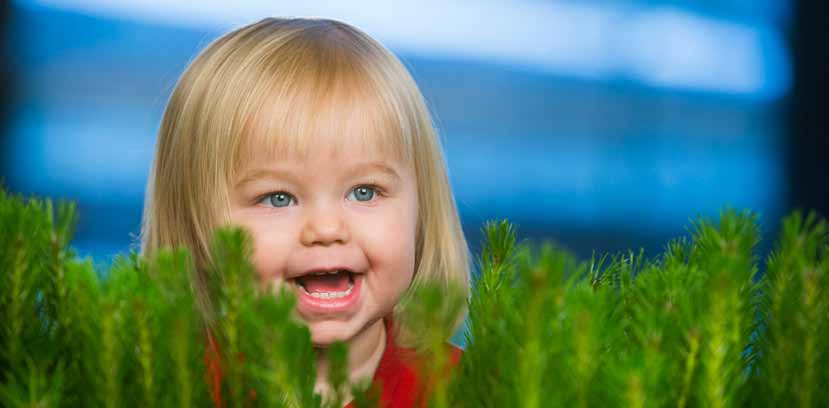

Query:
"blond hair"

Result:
[[141, 18, 469, 348]]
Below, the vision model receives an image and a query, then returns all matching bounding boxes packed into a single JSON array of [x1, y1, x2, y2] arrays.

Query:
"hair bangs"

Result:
[[231, 27, 414, 181]]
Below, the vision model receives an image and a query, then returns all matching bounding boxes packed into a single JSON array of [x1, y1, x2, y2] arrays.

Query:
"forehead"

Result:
[[234, 63, 415, 171], [240, 131, 401, 171], [233, 89, 412, 181]]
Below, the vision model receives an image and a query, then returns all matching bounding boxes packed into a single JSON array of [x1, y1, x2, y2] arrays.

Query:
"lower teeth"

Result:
[[300, 281, 354, 299]]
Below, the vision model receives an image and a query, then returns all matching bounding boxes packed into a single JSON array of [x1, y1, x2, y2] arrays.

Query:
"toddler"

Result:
[[140, 17, 469, 407]]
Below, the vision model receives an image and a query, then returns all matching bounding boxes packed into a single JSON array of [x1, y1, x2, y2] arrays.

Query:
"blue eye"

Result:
[[348, 185, 377, 202], [260, 192, 295, 208]]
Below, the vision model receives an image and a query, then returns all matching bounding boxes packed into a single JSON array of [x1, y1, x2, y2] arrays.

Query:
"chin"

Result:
[[308, 320, 358, 347]]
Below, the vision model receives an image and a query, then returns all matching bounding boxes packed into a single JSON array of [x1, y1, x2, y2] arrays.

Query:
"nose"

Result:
[[299, 204, 350, 247]]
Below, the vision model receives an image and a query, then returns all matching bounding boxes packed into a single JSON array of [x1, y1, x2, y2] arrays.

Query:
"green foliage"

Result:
[[751, 212, 829, 408], [1, 188, 828, 407], [451, 209, 827, 408]]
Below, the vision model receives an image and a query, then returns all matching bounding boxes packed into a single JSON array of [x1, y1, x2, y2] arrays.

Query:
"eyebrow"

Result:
[[235, 161, 402, 187], [347, 162, 402, 182]]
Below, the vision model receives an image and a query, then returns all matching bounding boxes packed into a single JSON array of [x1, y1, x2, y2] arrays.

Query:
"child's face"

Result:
[[229, 134, 418, 346]]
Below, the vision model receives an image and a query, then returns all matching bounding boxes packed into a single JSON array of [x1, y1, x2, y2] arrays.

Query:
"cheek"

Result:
[[369, 206, 418, 293], [237, 218, 294, 281]]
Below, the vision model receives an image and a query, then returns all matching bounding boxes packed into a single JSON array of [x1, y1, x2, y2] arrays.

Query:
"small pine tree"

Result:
[[1, 187, 827, 407]]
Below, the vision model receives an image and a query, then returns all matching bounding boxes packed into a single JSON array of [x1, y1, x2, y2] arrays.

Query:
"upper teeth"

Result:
[[313, 270, 345, 276]]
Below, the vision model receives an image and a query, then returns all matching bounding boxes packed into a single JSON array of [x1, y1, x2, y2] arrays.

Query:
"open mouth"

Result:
[[292, 269, 356, 299], [289, 268, 363, 314]]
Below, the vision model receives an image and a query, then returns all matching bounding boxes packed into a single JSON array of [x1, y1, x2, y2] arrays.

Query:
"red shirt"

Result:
[[345, 321, 463, 408], [205, 320, 463, 408]]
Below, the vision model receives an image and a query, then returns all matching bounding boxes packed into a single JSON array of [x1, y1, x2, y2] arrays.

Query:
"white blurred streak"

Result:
[[623, 8, 765, 94], [25, 0, 790, 99]]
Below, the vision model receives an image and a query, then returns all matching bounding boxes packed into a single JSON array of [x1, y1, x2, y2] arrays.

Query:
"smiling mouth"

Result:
[[289, 269, 363, 314], [293, 269, 356, 299]]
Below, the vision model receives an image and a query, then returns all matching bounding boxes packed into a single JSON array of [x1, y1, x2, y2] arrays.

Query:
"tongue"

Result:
[[299, 272, 350, 293]]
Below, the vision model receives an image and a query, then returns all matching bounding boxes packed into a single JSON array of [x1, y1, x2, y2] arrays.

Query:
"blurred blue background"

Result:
[[2, 0, 819, 266]]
